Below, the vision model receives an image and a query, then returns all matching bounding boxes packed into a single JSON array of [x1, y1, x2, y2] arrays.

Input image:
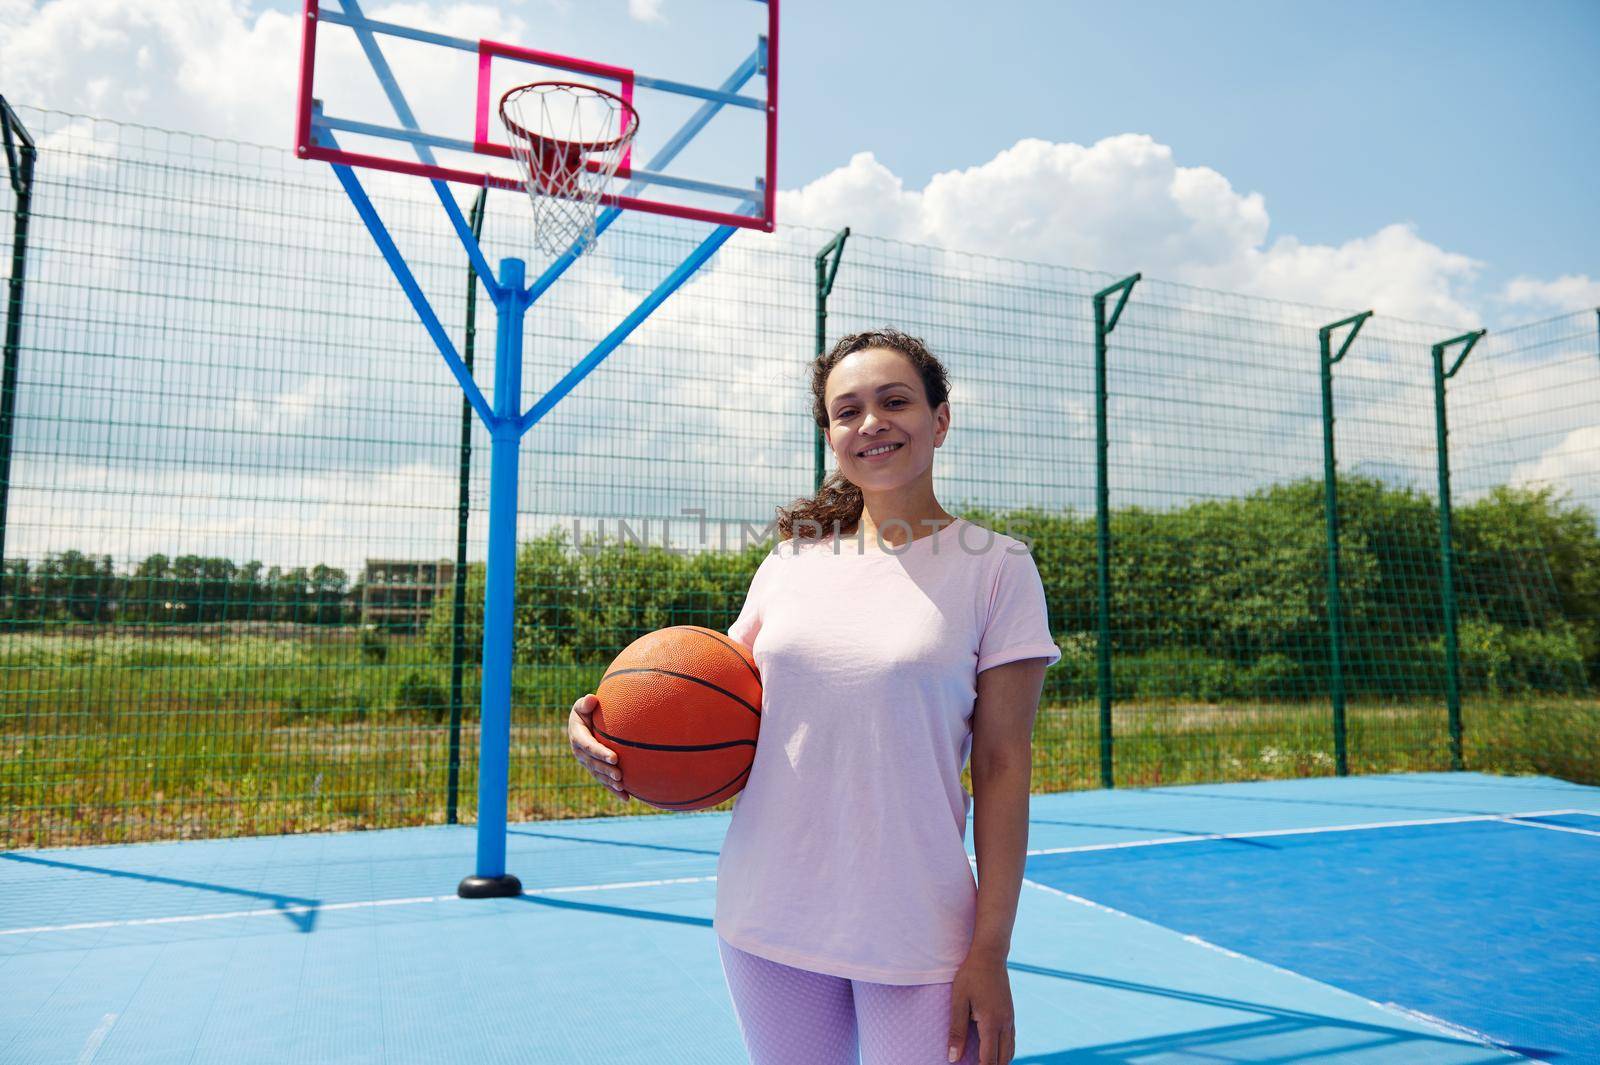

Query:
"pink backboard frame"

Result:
[[294, 0, 778, 231]]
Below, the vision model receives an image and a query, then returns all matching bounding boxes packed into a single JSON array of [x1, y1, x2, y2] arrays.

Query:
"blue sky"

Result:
[[782, 0, 1598, 293], [4, 0, 1596, 321]]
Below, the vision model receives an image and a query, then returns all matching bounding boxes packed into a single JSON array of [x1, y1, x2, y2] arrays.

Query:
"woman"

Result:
[[570, 330, 1060, 1065]]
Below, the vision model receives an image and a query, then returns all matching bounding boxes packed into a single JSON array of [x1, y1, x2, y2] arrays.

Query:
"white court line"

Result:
[[0, 875, 720, 937], [0, 894, 466, 936], [5, 808, 1592, 939], [1381, 1002, 1532, 1058], [1499, 816, 1600, 838], [76, 1013, 117, 1065], [1023, 807, 1591, 857]]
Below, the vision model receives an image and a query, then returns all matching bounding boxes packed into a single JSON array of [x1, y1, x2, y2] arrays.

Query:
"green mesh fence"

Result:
[[0, 105, 824, 847], [1448, 312, 1600, 781], [1, 103, 1595, 848]]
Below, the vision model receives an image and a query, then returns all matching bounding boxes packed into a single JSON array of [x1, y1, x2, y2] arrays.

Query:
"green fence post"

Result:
[[1431, 328, 1485, 772], [0, 98, 37, 595], [814, 228, 849, 492], [1092, 274, 1140, 789], [447, 185, 489, 825], [1317, 310, 1373, 777]]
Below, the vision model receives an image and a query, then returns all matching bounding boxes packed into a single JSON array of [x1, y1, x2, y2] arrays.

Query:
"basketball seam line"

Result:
[[591, 727, 756, 754], [676, 625, 762, 687], [600, 666, 761, 718], [637, 763, 754, 809]]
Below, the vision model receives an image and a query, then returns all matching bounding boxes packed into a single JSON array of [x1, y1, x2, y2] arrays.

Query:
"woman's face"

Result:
[[823, 347, 949, 492]]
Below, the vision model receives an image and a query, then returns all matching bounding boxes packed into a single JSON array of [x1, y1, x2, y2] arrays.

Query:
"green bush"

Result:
[[1123, 649, 1232, 702], [1048, 632, 1097, 700], [359, 626, 388, 664], [392, 668, 449, 722], [409, 480, 1598, 697], [423, 528, 767, 666], [1503, 625, 1589, 693], [1450, 618, 1587, 696], [1242, 653, 1305, 698]]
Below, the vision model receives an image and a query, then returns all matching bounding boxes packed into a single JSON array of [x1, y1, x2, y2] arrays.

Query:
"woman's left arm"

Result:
[[947, 656, 1049, 1065]]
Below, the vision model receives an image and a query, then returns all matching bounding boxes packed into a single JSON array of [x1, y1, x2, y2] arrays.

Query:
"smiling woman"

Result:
[[704, 327, 1061, 1065]]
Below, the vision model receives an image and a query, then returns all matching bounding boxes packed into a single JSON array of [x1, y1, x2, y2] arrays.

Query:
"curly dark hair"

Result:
[[774, 329, 951, 542]]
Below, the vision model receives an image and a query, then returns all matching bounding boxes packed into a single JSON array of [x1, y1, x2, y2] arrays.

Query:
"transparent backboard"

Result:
[[295, 0, 777, 231]]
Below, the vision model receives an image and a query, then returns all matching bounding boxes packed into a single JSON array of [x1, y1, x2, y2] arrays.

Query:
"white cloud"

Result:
[[627, 0, 665, 23], [0, 0, 526, 150], [1238, 225, 1481, 327], [231, 377, 353, 434], [1511, 426, 1600, 496], [32, 116, 123, 177], [781, 136, 1485, 326], [1501, 274, 1600, 313]]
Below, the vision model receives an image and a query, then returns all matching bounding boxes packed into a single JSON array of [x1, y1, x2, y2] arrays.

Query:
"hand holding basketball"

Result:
[[592, 626, 761, 811], [569, 694, 630, 801]]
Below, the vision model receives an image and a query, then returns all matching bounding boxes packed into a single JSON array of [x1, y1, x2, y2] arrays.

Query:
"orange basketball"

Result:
[[592, 625, 762, 811]]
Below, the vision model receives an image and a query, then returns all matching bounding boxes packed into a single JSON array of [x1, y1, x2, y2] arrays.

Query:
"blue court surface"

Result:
[[3, 771, 1596, 1064]]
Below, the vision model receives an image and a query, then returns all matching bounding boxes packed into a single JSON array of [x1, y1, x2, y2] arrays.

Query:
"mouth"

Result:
[[856, 442, 904, 459]]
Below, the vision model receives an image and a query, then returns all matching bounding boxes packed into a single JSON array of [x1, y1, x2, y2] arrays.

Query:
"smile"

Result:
[[858, 443, 903, 458]]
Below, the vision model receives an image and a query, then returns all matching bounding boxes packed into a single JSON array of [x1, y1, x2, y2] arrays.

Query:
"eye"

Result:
[[836, 398, 907, 420]]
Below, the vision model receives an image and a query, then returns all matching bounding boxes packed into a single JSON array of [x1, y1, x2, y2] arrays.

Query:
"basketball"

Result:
[[593, 625, 762, 811]]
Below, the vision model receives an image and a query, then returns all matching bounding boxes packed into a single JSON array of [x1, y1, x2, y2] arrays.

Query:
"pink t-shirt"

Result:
[[714, 517, 1062, 984]]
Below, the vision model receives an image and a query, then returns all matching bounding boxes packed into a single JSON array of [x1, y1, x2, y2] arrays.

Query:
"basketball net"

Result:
[[498, 82, 640, 258]]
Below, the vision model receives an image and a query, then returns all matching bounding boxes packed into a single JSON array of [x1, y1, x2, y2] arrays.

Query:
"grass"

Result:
[[2, 627, 1595, 849]]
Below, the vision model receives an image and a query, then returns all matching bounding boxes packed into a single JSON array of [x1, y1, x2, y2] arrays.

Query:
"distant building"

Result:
[[360, 559, 455, 632]]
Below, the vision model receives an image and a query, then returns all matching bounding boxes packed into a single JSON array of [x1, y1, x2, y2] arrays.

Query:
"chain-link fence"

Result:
[[2, 103, 1595, 847]]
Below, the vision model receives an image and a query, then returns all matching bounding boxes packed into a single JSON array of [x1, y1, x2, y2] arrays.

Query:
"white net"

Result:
[[498, 82, 639, 258]]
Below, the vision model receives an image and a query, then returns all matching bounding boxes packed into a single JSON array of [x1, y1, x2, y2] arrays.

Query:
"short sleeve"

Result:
[[728, 549, 779, 651], [976, 543, 1061, 674]]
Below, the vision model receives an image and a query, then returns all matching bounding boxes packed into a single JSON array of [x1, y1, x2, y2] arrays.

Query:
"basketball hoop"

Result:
[[498, 81, 640, 258]]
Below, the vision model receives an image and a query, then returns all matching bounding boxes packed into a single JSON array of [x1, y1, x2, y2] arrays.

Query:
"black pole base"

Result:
[[458, 873, 523, 899]]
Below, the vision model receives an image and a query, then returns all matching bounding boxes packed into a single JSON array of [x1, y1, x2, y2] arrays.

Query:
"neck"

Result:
[[854, 491, 957, 548]]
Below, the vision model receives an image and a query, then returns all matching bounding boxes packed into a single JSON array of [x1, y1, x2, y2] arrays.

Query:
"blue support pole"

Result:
[[459, 258, 531, 899]]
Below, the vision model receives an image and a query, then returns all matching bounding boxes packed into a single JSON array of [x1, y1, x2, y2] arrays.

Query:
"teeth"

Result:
[[861, 443, 900, 457]]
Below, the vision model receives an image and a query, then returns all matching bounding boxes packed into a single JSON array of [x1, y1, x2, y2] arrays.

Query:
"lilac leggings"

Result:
[[718, 937, 982, 1065]]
